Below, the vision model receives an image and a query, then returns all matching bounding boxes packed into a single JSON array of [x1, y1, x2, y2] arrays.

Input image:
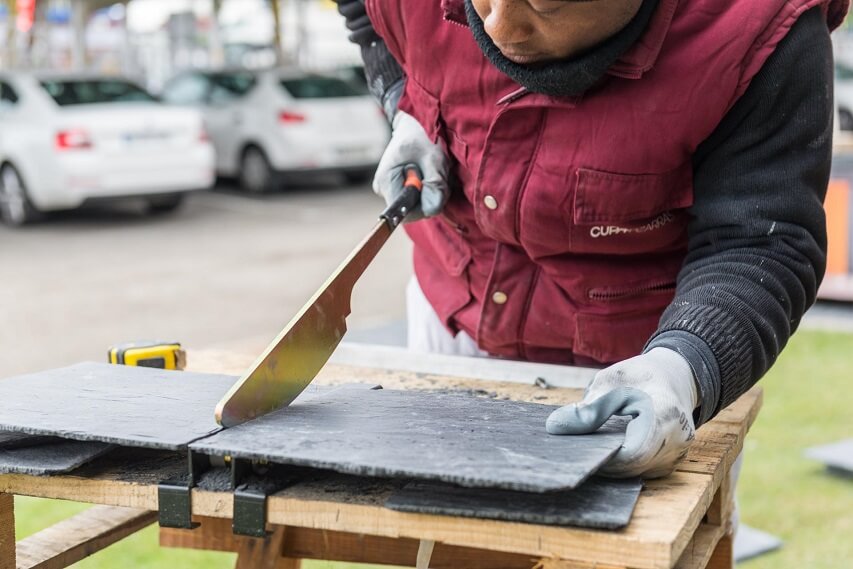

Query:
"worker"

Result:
[[335, 0, 848, 478]]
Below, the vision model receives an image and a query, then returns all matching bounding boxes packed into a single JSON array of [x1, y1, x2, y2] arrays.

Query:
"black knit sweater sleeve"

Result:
[[645, 7, 832, 426], [333, 0, 405, 120]]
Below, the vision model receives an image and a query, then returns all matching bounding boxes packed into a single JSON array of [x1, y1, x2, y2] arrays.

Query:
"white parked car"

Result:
[[160, 68, 389, 193], [0, 72, 215, 226]]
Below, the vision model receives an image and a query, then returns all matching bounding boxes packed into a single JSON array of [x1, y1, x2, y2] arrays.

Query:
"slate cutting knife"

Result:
[[215, 165, 423, 427]]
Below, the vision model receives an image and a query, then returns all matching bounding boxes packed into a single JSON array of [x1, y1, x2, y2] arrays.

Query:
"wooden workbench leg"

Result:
[[0, 494, 15, 569], [235, 526, 301, 569], [704, 534, 733, 569]]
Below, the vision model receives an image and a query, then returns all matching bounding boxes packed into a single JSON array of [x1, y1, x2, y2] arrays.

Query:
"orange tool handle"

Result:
[[381, 163, 424, 228]]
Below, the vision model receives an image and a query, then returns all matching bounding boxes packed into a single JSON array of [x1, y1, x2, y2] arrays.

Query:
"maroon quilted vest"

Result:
[[366, 0, 848, 364]]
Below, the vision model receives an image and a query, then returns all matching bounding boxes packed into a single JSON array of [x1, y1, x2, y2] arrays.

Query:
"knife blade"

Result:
[[215, 165, 423, 427]]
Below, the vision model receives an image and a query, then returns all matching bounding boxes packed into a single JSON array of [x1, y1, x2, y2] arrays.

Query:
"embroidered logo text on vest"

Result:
[[590, 212, 675, 239]]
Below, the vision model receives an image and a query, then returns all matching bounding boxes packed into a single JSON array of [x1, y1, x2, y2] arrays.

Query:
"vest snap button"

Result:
[[492, 291, 508, 305], [484, 195, 498, 210]]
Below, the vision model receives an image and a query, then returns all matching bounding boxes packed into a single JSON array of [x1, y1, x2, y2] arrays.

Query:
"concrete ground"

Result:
[[0, 179, 412, 379]]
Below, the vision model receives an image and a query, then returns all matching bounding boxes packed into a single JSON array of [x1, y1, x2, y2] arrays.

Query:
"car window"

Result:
[[161, 74, 211, 105], [40, 79, 156, 106], [279, 76, 368, 99], [0, 81, 18, 105], [837, 64, 853, 81], [209, 73, 256, 104], [0, 81, 19, 105]]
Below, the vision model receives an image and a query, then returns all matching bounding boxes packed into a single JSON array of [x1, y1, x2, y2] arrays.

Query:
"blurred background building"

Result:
[[0, 0, 361, 91]]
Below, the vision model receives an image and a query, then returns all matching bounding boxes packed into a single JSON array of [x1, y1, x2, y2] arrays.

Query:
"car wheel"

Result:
[[343, 168, 375, 185], [0, 163, 40, 226], [239, 146, 277, 194], [840, 109, 853, 132], [147, 194, 186, 215]]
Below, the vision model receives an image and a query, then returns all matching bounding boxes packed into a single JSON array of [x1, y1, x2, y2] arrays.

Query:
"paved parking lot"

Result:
[[0, 180, 412, 378]]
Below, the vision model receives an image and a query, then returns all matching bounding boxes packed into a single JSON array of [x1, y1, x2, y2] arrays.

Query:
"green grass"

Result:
[[736, 330, 852, 569], [12, 330, 853, 567]]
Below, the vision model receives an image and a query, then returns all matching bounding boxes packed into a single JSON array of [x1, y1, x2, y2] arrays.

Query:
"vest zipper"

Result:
[[439, 11, 527, 105], [498, 87, 529, 105], [588, 281, 676, 301], [443, 14, 469, 28]]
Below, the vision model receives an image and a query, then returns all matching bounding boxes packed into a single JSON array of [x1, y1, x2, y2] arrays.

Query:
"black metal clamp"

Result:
[[157, 449, 299, 536], [157, 450, 210, 529], [230, 457, 304, 538], [231, 458, 271, 538]]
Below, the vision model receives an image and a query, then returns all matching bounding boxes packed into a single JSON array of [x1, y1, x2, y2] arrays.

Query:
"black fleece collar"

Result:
[[464, 0, 661, 97]]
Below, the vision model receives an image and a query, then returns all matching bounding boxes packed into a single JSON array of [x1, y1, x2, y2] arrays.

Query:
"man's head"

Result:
[[470, 0, 644, 64]]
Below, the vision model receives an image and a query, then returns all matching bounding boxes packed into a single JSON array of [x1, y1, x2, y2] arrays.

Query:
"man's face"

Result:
[[470, 0, 644, 64]]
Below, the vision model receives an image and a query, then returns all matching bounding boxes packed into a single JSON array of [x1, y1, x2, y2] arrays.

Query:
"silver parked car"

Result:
[[161, 68, 390, 193]]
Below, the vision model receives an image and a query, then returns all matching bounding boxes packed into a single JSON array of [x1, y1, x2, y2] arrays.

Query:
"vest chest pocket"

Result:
[[399, 77, 443, 144], [568, 164, 694, 255]]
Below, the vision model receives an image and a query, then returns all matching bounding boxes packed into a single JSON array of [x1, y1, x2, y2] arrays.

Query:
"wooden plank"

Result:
[[160, 519, 236, 552], [15, 506, 156, 569], [0, 494, 14, 569], [531, 561, 628, 569], [0, 474, 159, 511], [182, 469, 713, 569], [704, 469, 736, 531], [705, 534, 733, 569], [233, 526, 300, 569], [674, 389, 763, 508], [678, 435, 738, 477], [711, 389, 763, 433], [161, 517, 540, 569], [673, 524, 725, 569]]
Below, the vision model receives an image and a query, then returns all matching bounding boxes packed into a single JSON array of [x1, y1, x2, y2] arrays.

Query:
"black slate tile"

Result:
[[0, 431, 56, 449], [385, 477, 643, 529], [0, 441, 114, 475], [0, 362, 236, 450], [805, 439, 853, 476], [192, 388, 627, 492]]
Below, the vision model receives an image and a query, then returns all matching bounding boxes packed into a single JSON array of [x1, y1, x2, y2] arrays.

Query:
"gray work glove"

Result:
[[374, 111, 449, 222], [546, 348, 699, 479]]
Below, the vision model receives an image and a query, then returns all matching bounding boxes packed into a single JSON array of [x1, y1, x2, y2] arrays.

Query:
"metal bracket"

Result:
[[233, 486, 269, 538], [228, 458, 307, 538], [157, 450, 210, 529], [230, 457, 271, 538]]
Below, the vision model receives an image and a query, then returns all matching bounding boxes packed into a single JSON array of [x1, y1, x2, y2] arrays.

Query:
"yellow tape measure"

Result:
[[108, 341, 186, 370]]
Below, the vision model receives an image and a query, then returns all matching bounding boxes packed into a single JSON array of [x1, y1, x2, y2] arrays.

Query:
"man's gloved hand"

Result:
[[374, 111, 449, 222], [546, 348, 699, 479]]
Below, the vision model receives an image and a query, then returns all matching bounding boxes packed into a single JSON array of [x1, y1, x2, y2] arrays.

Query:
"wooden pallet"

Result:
[[0, 348, 761, 569]]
